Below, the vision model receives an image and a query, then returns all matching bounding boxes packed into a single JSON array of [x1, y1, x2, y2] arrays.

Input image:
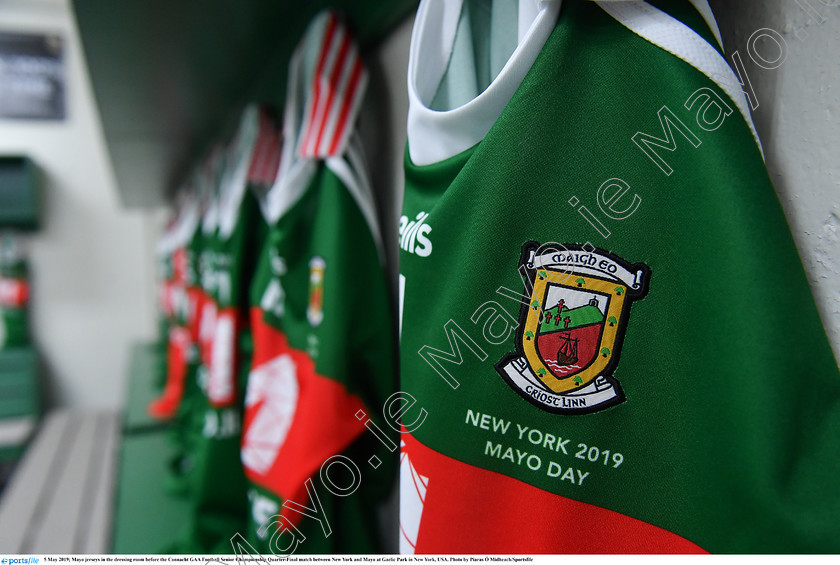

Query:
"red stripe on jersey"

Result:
[[253, 114, 269, 183], [301, 13, 338, 157], [248, 112, 271, 184], [297, 13, 367, 158], [185, 286, 204, 343], [243, 307, 367, 526], [312, 31, 352, 156], [327, 55, 364, 156], [401, 432, 707, 554]]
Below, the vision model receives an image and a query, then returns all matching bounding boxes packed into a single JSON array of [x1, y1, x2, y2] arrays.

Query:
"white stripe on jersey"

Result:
[[595, 1, 764, 157], [297, 12, 367, 159]]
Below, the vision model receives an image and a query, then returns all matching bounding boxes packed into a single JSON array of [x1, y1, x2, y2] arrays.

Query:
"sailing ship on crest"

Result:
[[556, 333, 579, 365]]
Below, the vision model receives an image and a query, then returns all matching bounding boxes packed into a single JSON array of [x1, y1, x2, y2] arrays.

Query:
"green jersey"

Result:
[[399, 0, 840, 554], [240, 10, 397, 555]]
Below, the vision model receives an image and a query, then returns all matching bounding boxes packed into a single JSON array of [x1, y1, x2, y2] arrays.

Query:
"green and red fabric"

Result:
[[150, 199, 201, 420], [398, 0, 840, 554], [171, 105, 279, 553], [152, 215, 179, 389], [166, 181, 223, 499], [0, 236, 31, 349], [241, 10, 396, 555]]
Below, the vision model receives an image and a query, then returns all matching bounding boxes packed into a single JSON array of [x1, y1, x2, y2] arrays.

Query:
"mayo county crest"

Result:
[[496, 242, 650, 415]]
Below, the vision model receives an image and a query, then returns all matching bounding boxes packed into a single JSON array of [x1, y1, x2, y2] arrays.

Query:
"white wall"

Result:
[[0, 0, 165, 409], [711, 0, 840, 361]]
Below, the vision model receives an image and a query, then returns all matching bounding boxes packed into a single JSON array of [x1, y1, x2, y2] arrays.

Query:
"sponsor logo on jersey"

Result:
[[307, 256, 326, 327], [399, 212, 433, 257], [496, 242, 650, 415]]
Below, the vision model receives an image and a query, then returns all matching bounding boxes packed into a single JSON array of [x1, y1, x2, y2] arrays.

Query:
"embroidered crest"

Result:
[[496, 242, 650, 415]]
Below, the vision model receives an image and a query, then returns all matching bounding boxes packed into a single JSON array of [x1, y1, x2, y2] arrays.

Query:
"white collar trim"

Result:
[[406, 0, 561, 166]]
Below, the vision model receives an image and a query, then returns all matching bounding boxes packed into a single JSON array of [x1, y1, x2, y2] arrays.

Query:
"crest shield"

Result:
[[496, 242, 650, 415]]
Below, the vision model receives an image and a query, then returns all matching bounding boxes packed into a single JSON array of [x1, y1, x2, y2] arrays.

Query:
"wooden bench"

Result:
[[0, 410, 119, 553]]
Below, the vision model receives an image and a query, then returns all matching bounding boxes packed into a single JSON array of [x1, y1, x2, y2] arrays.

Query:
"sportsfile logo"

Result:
[[2, 558, 39, 564], [399, 211, 433, 257]]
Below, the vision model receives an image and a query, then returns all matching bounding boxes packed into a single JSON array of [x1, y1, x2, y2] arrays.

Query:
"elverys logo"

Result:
[[399, 212, 433, 257], [496, 242, 650, 415]]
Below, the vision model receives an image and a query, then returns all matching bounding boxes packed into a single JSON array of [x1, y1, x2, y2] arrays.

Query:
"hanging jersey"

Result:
[[172, 105, 279, 553], [149, 196, 201, 420], [197, 189, 221, 370], [240, 10, 396, 555], [399, 0, 840, 554], [152, 213, 180, 388]]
